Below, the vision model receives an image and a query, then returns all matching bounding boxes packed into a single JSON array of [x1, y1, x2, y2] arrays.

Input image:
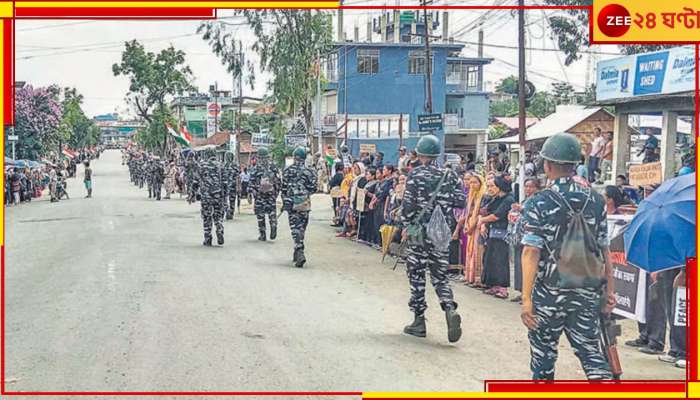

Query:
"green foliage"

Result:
[[495, 76, 519, 95], [135, 106, 176, 153], [60, 87, 100, 149], [488, 124, 509, 140], [199, 10, 333, 133], [112, 40, 194, 153], [269, 120, 290, 167], [490, 98, 518, 118], [551, 81, 575, 105]]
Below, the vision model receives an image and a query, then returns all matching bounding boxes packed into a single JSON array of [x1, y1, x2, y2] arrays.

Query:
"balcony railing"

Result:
[[322, 114, 337, 132], [444, 114, 472, 133]]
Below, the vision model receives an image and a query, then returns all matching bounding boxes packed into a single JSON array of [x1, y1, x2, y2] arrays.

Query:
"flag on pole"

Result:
[[166, 124, 191, 147], [62, 147, 75, 159]]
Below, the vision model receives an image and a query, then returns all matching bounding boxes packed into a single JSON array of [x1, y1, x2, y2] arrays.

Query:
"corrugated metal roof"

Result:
[[487, 105, 607, 144]]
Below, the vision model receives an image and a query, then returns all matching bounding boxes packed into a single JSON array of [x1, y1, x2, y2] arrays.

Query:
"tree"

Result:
[[527, 91, 556, 118], [60, 87, 100, 149], [135, 106, 176, 153], [199, 10, 333, 140], [490, 98, 518, 118], [13, 85, 62, 160], [543, 0, 675, 65], [551, 81, 575, 105], [112, 40, 194, 154], [495, 76, 519, 95]]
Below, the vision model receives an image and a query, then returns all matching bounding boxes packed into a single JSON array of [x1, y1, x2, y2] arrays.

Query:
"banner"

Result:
[[609, 220, 647, 323], [674, 286, 687, 327], [629, 162, 662, 186], [356, 188, 366, 211], [596, 46, 694, 101], [360, 143, 376, 154]]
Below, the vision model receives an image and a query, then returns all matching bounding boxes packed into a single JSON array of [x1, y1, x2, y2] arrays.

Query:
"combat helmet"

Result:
[[540, 132, 581, 164], [415, 134, 441, 157], [257, 147, 269, 158], [293, 146, 307, 160]]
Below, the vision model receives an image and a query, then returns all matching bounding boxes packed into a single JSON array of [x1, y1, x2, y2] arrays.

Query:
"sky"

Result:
[[16, 4, 623, 119]]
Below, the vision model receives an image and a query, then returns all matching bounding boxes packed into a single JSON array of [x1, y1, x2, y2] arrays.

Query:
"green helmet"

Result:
[[257, 147, 269, 158], [293, 146, 307, 160], [204, 148, 217, 160], [415, 134, 441, 157], [540, 132, 581, 164]]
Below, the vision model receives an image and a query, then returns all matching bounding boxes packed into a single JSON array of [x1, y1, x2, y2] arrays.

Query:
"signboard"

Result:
[[285, 134, 307, 148], [596, 46, 694, 101], [359, 143, 376, 154], [444, 114, 458, 133], [355, 188, 366, 211], [609, 219, 647, 322], [207, 102, 221, 117], [629, 161, 662, 186], [418, 113, 443, 131], [252, 132, 272, 147], [7, 135, 18, 141], [674, 286, 687, 327], [206, 102, 220, 137]]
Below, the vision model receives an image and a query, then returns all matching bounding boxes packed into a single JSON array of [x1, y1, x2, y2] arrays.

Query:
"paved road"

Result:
[[5, 150, 683, 396]]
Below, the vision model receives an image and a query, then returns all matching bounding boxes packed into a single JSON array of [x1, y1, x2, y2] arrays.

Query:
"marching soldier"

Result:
[[400, 135, 464, 343], [519, 132, 615, 380], [193, 148, 229, 246], [152, 156, 165, 201], [281, 147, 318, 268], [223, 152, 241, 220], [249, 148, 281, 241], [185, 152, 197, 204], [146, 156, 155, 199]]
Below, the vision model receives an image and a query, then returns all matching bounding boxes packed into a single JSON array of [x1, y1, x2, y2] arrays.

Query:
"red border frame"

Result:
[[2, 1, 699, 397]]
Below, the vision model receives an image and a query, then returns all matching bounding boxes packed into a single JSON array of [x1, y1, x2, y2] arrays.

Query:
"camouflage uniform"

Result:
[[135, 158, 145, 189], [401, 162, 465, 316], [152, 160, 165, 201], [281, 159, 318, 266], [193, 152, 229, 245], [520, 176, 612, 380], [146, 159, 155, 198], [249, 158, 281, 240], [223, 155, 241, 220], [185, 156, 198, 203]]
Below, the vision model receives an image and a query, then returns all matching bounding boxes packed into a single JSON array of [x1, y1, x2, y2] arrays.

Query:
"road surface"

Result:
[[4, 150, 684, 397]]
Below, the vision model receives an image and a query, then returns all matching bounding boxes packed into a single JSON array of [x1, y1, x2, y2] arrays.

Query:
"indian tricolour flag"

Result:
[[166, 124, 192, 147]]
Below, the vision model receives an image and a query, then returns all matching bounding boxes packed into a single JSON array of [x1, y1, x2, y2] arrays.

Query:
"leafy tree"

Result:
[[134, 106, 176, 153], [60, 87, 99, 149], [112, 40, 194, 154], [199, 10, 333, 140], [543, 0, 675, 65], [551, 81, 575, 105], [495, 76, 519, 95], [527, 91, 556, 118], [490, 98, 518, 118], [13, 85, 62, 159]]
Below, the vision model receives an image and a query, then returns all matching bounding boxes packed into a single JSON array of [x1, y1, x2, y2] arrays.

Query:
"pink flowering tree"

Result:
[[14, 85, 62, 160]]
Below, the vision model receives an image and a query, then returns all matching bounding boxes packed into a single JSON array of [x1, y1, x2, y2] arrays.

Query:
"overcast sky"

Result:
[[16, 5, 622, 119]]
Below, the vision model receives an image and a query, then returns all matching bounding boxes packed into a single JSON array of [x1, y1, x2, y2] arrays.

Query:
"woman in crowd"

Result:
[[462, 173, 486, 286], [347, 161, 367, 239], [240, 167, 251, 203], [359, 167, 378, 245], [450, 172, 470, 275], [164, 161, 177, 200], [479, 175, 515, 299], [329, 163, 345, 224], [507, 177, 540, 303], [615, 174, 640, 204]]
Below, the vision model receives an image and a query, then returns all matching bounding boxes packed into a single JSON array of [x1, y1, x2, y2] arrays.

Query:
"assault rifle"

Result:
[[600, 285, 623, 380]]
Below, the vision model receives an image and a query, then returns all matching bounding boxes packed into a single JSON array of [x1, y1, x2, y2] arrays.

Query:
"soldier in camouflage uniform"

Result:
[[135, 155, 145, 189], [519, 132, 614, 380], [185, 152, 197, 204], [249, 148, 281, 241], [281, 147, 318, 268], [151, 157, 165, 201], [223, 152, 241, 220], [146, 156, 155, 198], [401, 135, 464, 343], [193, 148, 229, 246]]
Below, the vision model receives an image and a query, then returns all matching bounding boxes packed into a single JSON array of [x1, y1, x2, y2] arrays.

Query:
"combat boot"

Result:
[[217, 234, 224, 245], [258, 231, 266, 241], [203, 236, 212, 246], [270, 225, 277, 240], [403, 314, 426, 338], [294, 248, 306, 268], [226, 212, 233, 220], [445, 305, 462, 343]]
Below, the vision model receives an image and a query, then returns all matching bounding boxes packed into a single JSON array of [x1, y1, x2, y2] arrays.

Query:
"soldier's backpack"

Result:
[[406, 170, 451, 250], [543, 188, 606, 289], [259, 168, 276, 193]]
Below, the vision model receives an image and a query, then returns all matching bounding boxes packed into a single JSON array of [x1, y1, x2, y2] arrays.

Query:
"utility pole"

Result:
[[237, 42, 243, 163], [316, 49, 322, 154], [517, 0, 526, 202], [214, 81, 219, 135], [422, 0, 433, 114]]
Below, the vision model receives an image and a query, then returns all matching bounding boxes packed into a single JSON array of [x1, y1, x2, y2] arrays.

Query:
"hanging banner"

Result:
[[609, 219, 647, 323]]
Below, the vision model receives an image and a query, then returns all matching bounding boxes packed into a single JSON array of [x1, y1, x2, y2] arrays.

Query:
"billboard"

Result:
[[596, 46, 695, 101]]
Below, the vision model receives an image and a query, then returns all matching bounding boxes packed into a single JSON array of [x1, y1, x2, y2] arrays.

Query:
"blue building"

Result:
[[316, 10, 492, 166]]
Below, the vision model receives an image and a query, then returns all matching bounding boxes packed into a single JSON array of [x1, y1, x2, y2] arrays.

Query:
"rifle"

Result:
[[600, 286, 623, 379]]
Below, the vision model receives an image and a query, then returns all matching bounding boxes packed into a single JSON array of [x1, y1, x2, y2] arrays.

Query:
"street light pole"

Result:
[[316, 49, 322, 155], [423, 0, 433, 114]]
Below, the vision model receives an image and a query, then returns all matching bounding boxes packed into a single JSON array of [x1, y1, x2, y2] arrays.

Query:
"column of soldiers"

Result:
[[123, 145, 318, 268]]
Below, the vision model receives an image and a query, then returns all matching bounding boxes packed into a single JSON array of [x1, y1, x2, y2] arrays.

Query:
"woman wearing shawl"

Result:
[[347, 162, 367, 239], [450, 172, 470, 274], [479, 175, 515, 299], [462, 173, 486, 285]]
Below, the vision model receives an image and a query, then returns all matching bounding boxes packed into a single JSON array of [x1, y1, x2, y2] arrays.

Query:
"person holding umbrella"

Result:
[[624, 172, 695, 370]]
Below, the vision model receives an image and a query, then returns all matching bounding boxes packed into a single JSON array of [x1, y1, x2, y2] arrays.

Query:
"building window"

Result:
[[357, 49, 379, 74], [325, 52, 338, 82], [446, 63, 461, 84], [408, 50, 433, 75], [466, 65, 479, 90]]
